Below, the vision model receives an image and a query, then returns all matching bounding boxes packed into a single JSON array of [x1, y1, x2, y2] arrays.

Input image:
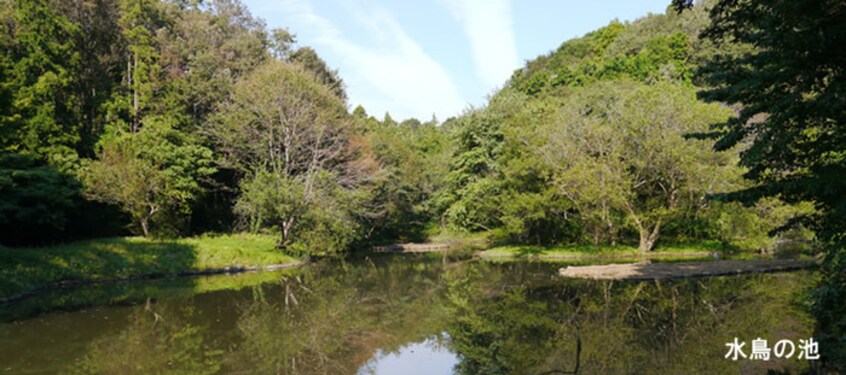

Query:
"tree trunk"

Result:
[[593, 226, 601, 250], [140, 217, 150, 237], [638, 230, 655, 252], [140, 205, 157, 238], [280, 217, 295, 249], [638, 221, 662, 252], [132, 52, 139, 133]]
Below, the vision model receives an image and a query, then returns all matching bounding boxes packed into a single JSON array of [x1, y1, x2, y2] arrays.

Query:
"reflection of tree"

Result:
[[47, 256, 458, 375], [446, 264, 815, 374], [67, 303, 223, 374], [45, 259, 815, 374], [226, 256, 454, 374]]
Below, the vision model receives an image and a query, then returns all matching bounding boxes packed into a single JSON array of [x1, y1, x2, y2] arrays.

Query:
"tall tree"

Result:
[[437, 107, 505, 232], [674, 0, 846, 366], [211, 61, 374, 253], [117, 0, 163, 133], [288, 46, 347, 102], [0, 0, 82, 166], [362, 114, 450, 242], [61, 0, 125, 156], [159, 0, 269, 125], [540, 81, 735, 251]]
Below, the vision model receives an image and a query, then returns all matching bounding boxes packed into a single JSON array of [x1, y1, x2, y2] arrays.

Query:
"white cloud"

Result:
[[279, 0, 467, 120], [444, 0, 519, 89]]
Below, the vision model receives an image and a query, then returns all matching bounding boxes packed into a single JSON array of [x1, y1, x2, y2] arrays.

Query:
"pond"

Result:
[[0, 254, 818, 374]]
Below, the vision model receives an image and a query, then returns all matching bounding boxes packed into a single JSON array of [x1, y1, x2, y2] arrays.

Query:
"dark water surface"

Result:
[[0, 255, 817, 374]]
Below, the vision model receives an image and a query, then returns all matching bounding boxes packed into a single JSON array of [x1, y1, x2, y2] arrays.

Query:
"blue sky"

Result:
[[240, 0, 671, 121]]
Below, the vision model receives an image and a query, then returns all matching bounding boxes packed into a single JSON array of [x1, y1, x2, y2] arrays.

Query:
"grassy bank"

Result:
[[0, 233, 298, 299], [479, 241, 727, 260]]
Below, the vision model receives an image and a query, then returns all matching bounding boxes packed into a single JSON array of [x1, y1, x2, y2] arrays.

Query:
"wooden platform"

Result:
[[558, 259, 815, 280], [371, 243, 450, 253]]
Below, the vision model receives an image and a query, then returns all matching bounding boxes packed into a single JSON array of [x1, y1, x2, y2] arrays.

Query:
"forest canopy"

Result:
[[0, 0, 812, 255], [1, 0, 843, 368]]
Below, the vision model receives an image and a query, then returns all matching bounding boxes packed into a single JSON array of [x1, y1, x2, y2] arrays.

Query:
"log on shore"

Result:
[[371, 243, 450, 253]]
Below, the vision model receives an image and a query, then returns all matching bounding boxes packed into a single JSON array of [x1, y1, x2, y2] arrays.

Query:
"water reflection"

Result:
[[358, 335, 457, 375], [0, 256, 817, 374], [446, 263, 816, 374]]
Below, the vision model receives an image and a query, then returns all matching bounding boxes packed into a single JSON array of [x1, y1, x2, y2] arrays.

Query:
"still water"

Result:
[[0, 254, 816, 374]]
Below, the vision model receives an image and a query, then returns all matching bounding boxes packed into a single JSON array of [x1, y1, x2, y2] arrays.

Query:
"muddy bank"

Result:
[[558, 259, 816, 280], [372, 243, 450, 253]]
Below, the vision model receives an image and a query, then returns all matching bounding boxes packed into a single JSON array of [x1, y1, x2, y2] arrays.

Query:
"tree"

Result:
[[159, 0, 269, 125], [289, 46, 347, 102], [0, 0, 82, 166], [211, 61, 375, 253], [539, 81, 735, 251], [265, 27, 347, 102], [437, 108, 505, 232], [82, 139, 162, 237], [0, 152, 79, 244], [673, 0, 846, 366], [82, 119, 215, 237], [362, 114, 450, 242], [117, 0, 164, 133]]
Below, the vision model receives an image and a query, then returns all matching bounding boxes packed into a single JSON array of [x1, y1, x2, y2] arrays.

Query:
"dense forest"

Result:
[[0, 0, 812, 252], [1, 0, 844, 367]]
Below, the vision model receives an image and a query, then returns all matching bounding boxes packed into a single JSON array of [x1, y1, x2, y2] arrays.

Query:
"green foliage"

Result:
[[0, 0, 82, 163], [236, 169, 360, 256], [509, 5, 711, 96], [288, 46, 347, 102], [0, 152, 79, 242], [82, 121, 215, 237], [0, 0, 275, 244], [437, 107, 504, 232], [440, 2, 778, 252], [690, 0, 846, 367], [0, 0, 799, 259], [538, 81, 735, 250], [599, 31, 692, 82], [162, 0, 269, 124], [362, 114, 450, 242], [705, 199, 816, 252], [212, 61, 367, 255]]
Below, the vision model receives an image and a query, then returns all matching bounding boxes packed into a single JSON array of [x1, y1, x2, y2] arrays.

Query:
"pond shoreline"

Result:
[[0, 234, 301, 303], [558, 259, 816, 280], [0, 261, 304, 305], [478, 250, 714, 261], [371, 243, 450, 253]]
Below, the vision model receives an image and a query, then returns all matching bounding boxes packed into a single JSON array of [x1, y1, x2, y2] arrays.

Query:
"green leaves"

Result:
[[1, 0, 82, 158], [212, 61, 365, 255], [0, 152, 79, 236], [695, 0, 846, 366], [81, 119, 216, 237], [540, 81, 735, 250]]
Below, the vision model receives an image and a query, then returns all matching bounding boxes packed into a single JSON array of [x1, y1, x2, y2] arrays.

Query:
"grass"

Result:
[[0, 233, 298, 299], [423, 230, 491, 251], [0, 266, 301, 322], [480, 240, 726, 260]]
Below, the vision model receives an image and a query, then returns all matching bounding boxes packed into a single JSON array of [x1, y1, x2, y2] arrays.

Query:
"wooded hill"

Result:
[[0, 0, 810, 254]]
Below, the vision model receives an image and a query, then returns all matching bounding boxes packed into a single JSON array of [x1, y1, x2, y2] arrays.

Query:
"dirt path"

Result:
[[558, 259, 815, 280]]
